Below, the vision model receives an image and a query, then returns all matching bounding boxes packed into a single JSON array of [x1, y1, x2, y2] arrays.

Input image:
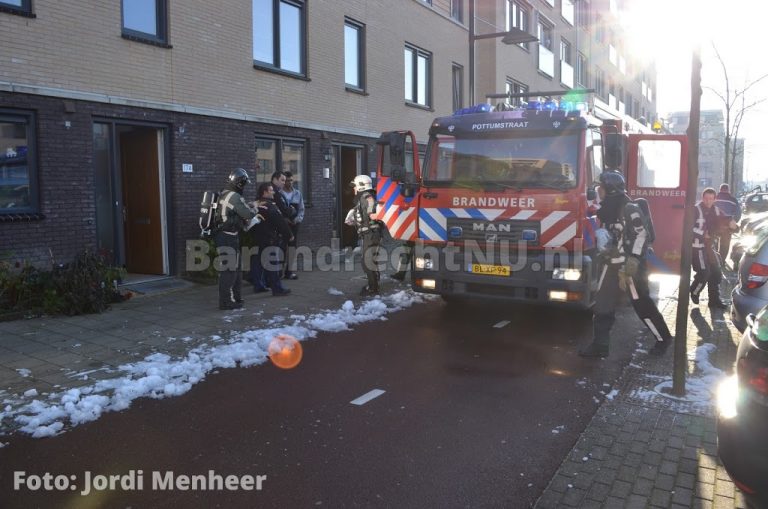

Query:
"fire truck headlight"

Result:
[[552, 268, 581, 281], [417, 278, 436, 290], [415, 256, 433, 270]]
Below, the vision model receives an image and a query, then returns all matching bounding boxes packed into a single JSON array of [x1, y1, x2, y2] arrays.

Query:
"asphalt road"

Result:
[[0, 299, 644, 509]]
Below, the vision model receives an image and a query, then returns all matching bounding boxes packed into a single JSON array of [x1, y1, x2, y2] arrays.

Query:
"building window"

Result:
[[543, 0, 555, 6], [505, 79, 528, 107], [344, 19, 365, 91], [560, 39, 572, 64], [576, 53, 588, 87], [452, 64, 464, 112], [451, 0, 463, 22], [537, 17, 554, 76], [0, 110, 38, 215], [561, 0, 575, 25], [253, 0, 307, 76], [404, 44, 432, 108], [577, 0, 590, 30], [594, 15, 604, 43], [0, 0, 33, 16], [506, 0, 530, 50], [537, 18, 553, 50], [255, 137, 308, 202], [121, 0, 168, 44], [560, 38, 573, 88], [594, 66, 605, 98]]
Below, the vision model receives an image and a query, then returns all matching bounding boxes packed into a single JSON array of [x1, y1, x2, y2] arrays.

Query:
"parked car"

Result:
[[744, 192, 768, 215], [730, 212, 768, 271], [716, 306, 768, 508], [731, 227, 768, 332]]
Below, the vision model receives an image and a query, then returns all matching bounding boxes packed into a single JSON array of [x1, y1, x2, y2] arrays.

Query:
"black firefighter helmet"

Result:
[[228, 168, 251, 192], [599, 170, 626, 197]]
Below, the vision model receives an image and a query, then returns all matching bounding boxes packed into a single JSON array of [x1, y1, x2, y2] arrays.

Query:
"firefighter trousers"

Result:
[[691, 247, 722, 302], [214, 230, 242, 306], [592, 261, 672, 351], [361, 228, 382, 291]]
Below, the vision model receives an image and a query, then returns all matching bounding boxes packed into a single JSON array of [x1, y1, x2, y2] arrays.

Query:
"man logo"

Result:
[[448, 125, 455, 132], [485, 233, 498, 243]]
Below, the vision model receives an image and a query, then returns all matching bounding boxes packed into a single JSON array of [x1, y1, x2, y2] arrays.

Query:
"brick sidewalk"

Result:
[[535, 275, 746, 508]]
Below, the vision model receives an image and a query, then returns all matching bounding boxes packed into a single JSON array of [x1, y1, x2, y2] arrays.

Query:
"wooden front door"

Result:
[[120, 128, 164, 274]]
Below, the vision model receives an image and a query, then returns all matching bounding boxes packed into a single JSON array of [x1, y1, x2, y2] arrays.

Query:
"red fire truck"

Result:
[[375, 94, 688, 307]]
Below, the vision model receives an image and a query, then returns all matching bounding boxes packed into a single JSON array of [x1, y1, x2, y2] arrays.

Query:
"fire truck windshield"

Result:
[[425, 132, 579, 190]]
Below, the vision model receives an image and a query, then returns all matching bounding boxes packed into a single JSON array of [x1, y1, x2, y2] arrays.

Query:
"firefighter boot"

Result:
[[391, 271, 407, 281], [690, 288, 700, 305], [359, 272, 379, 297], [579, 313, 613, 358], [708, 282, 727, 309], [649, 339, 670, 356]]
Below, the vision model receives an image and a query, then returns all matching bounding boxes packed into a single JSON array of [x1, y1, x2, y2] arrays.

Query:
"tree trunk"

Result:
[[674, 46, 702, 397]]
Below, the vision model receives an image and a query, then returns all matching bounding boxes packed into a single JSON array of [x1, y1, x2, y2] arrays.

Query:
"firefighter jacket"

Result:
[[218, 184, 256, 235], [692, 202, 722, 250], [599, 195, 650, 265], [351, 190, 380, 235]]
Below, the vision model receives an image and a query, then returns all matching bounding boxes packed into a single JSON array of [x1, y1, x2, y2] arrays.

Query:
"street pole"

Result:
[[468, 0, 475, 105], [673, 45, 702, 396]]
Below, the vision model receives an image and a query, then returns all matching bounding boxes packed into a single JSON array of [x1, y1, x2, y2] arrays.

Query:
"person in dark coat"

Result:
[[714, 183, 741, 262], [249, 182, 294, 296]]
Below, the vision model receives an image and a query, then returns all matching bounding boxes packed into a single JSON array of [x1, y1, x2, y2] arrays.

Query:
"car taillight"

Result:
[[738, 356, 768, 395], [746, 262, 768, 289]]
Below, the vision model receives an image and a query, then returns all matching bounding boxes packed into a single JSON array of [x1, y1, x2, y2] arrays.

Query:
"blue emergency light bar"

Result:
[[453, 97, 589, 119], [435, 98, 595, 137], [453, 103, 493, 115]]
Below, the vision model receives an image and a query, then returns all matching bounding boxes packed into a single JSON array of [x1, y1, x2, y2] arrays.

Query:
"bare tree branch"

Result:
[[707, 42, 767, 189]]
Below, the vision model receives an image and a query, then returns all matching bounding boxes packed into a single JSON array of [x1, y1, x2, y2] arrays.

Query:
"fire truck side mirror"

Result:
[[604, 133, 625, 170], [387, 133, 405, 168]]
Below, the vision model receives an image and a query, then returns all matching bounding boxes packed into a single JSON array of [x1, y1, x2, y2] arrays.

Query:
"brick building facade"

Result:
[[1, 0, 657, 277]]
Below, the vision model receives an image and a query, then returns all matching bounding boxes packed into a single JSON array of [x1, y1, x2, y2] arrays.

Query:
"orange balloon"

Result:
[[268, 334, 303, 370]]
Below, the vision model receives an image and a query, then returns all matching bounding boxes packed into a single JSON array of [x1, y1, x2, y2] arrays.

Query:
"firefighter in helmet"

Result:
[[579, 170, 672, 358], [346, 174, 382, 296], [215, 168, 257, 310]]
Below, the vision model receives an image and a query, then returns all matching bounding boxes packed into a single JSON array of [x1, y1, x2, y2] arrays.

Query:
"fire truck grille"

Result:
[[465, 283, 539, 300], [446, 218, 540, 245]]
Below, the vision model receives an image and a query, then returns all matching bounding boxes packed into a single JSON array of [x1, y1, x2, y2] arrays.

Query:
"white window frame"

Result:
[[252, 0, 307, 77], [344, 18, 365, 91], [405, 44, 432, 108]]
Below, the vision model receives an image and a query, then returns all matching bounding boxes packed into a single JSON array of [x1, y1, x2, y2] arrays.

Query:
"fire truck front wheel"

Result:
[[441, 295, 463, 306]]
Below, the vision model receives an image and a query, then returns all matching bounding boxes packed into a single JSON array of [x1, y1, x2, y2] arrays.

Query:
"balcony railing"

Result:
[[538, 46, 554, 77], [560, 61, 574, 88]]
